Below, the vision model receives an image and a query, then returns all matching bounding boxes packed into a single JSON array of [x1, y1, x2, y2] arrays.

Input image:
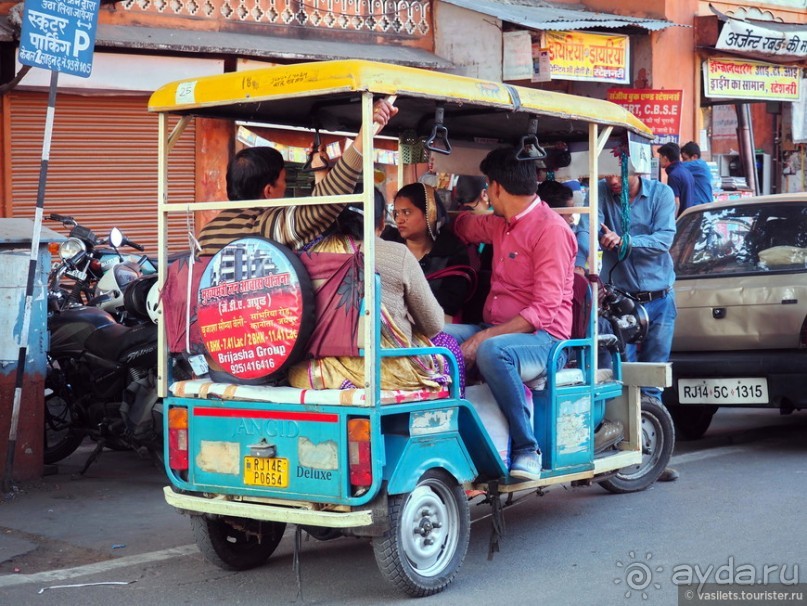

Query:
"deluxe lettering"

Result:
[[296, 466, 333, 481]]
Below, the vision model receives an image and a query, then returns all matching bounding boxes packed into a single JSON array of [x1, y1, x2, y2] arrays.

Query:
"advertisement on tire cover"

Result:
[[197, 238, 306, 381]]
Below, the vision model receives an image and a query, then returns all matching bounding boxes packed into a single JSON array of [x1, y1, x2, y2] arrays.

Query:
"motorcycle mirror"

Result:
[[109, 227, 124, 248]]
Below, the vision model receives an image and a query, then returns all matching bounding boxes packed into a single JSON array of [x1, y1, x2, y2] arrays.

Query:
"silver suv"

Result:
[[663, 194, 807, 439]]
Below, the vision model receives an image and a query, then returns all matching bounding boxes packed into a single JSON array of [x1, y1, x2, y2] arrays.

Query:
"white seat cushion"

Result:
[[170, 380, 449, 406], [524, 367, 615, 391]]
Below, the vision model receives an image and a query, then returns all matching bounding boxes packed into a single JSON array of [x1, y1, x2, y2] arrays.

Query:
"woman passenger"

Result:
[[289, 188, 464, 393], [383, 183, 471, 321], [454, 175, 490, 213]]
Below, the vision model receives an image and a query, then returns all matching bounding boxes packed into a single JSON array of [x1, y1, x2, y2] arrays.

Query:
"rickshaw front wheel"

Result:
[[373, 469, 470, 597], [598, 395, 675, 494], [191, 515, 286, 571]]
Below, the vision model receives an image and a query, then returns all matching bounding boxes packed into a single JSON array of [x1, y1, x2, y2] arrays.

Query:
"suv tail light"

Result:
[[348, 418, 371, 489], [168, 407, 189, 470]]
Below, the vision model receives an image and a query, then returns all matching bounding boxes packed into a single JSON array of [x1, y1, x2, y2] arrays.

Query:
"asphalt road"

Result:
[[1, 407, 805, 606]]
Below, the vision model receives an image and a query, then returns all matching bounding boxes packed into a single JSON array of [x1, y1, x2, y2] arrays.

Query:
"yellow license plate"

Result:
[[243, 456, 289, 488]]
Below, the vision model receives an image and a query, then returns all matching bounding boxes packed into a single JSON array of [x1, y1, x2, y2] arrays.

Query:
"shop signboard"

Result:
[[19, 0, 100, 77], [545, 30, 629, 84], [503, 31, 534, 81], [704, 56, 801, 102], [607, 88, 683, 144], [716, 18, 807, 61], [712, 104, 738, 142]]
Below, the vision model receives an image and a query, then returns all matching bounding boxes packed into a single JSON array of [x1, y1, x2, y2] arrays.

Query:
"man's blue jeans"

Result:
[[443, 324, 562, 458], [625, 292, 677, 400]]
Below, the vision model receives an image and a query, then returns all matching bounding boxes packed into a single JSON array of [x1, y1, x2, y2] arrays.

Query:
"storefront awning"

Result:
[[440, 0, 681, 32], [93, 24, 452, 70], [0, 18, 452, 70]]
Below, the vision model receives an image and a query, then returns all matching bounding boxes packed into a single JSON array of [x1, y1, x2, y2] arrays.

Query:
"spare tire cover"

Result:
[[196, 237, 315, 385]]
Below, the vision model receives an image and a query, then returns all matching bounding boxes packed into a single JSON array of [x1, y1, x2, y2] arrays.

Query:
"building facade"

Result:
[[0, 0, 445, 252]]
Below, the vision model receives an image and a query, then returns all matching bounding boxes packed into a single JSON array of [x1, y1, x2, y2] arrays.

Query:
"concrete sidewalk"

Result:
[[0, 440, 193, 577]]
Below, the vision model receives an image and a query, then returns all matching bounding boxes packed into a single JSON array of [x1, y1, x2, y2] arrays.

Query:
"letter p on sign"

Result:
[[73, 30, 90, 57]]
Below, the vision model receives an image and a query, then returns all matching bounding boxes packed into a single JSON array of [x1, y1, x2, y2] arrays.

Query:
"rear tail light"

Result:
[[348, 418, 372, 489], [168, 407, 189, 470]]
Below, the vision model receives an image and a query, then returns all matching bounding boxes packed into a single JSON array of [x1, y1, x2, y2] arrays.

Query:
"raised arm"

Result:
[[262, 99, 399, 247]]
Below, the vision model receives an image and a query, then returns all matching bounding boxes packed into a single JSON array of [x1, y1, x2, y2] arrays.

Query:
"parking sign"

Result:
[[19, 0, 101, 78]]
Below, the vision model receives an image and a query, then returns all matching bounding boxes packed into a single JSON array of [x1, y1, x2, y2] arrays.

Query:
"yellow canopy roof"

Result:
[[149, 60, 652, 141]]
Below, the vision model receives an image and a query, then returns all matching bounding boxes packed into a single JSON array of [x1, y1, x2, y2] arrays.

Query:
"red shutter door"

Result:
[[10, 92, 196, 255]]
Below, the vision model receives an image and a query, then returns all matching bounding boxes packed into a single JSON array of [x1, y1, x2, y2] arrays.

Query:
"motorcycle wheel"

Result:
[[191, 515, 286, 571], [43, 390, 84, 464], [372, 469, 470, 597], [598, 395, 675, 494]]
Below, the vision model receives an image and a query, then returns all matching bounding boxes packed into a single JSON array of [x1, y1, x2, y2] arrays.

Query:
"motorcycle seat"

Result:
[[85, 321, 158, 365]]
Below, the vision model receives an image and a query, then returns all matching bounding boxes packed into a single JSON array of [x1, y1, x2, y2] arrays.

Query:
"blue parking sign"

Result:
[[19, 0, 100, 78]]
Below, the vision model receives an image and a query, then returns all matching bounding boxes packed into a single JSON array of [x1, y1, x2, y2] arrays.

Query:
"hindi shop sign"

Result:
[[607, 89, 683, 144], [704, 56, 802, 102], [717, 18, 807, 62], [546, 30, 629, 84], [19, 0, 101, 78]]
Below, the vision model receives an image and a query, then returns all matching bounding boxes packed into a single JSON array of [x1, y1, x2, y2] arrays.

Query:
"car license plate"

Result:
[[243, 456, 288, 488], [678, 378, 768, 405]]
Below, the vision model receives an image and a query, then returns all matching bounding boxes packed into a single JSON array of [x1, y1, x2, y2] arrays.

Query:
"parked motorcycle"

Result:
[[47, 213, 156, 321], [44, 292, 162, 472]]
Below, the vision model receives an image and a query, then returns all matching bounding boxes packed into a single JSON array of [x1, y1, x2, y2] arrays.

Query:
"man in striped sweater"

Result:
[[198, 99, 397, 255]]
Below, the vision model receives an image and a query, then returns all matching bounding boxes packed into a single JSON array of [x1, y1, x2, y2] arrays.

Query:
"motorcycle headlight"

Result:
[[59, 238, 86, 261]]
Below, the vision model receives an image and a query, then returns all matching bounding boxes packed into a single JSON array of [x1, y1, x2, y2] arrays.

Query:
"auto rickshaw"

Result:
[[149, 60, 674, 597]]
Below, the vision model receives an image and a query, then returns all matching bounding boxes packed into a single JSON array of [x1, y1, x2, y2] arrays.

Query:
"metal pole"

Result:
[[2, 70, 59, 494], [745, 103, 759, 195], [735, 103, 758, 195]]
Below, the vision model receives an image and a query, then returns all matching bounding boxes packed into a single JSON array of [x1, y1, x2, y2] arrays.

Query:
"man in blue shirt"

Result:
[[658, 142, 695, 217], [577, 173, 679, 481], [680, 141, 714, 206], [596, 175, 677, 393]]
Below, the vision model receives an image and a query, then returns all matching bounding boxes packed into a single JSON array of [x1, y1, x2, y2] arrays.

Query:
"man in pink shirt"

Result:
[[446, 146, 576, 481]]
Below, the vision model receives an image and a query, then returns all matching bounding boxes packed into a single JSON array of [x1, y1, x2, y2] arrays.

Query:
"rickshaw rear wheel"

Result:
[[373, 469, 470, 597], [599, 395, 675, 494], [191, 515, 286, 571]]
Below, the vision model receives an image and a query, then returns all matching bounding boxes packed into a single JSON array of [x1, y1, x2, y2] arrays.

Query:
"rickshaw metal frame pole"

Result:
[[156, 114, 192, 399], [587, 123, 611, 378], [157, 112, 168, 398], [157, 114, 192, 398], [360, 92, 380, 401]]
